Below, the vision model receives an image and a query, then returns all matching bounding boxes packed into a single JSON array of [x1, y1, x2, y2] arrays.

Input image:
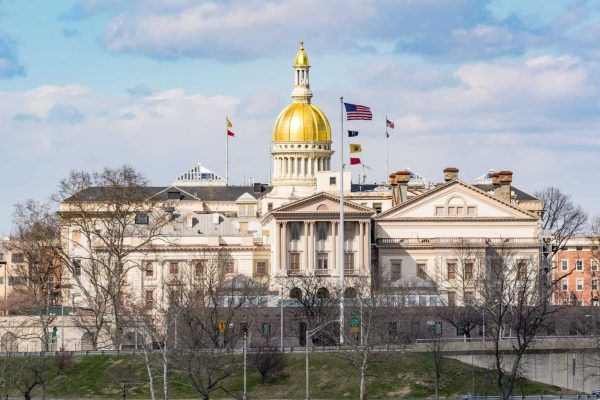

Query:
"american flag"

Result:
[[386, 118, 395, 129], [344, 103, 372, 120]]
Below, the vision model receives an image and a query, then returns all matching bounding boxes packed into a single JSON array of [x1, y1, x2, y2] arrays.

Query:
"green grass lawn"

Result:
[[0, 352, 561, 399]]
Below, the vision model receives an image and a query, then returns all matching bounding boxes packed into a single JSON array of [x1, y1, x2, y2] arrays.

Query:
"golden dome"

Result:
[[294, 41, 310, 67], [273, 103, 331, 142]]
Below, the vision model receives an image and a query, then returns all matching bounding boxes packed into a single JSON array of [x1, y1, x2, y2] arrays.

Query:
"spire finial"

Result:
[[299, 41, 304, 50]]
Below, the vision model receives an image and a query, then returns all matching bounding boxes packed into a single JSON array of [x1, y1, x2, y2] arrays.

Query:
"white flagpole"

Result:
[[385, 116, 389, 183], [226, 118, 229, 186], [339, 97, 345, 346]]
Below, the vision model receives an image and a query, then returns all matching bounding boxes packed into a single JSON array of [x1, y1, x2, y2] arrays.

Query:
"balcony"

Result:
[[376, 237, 540, 248], [344, 269, 358, 276], [289, 240, 301, 251], [316, 241, 329, 252], [287, 269, 305, 277], [314, 269, 330, 276], [344, 242, 355, 252]]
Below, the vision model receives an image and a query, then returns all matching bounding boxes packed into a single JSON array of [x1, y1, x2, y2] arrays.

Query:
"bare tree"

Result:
[[13, 356, 50, 400], [249, 341, 286, 384], [282, 275, 340, 344], [476, 244, 557, 400], [175, 250, 266, 400], [7, 200, 61, 351], [536, 187, 587, 256], [54, 166, 170, 349], [434, 239, 483, 339], [419, 328, 446, 400]]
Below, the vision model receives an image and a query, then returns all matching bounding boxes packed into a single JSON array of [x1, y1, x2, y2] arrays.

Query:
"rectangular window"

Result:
[[592, 260, 599, 271], [0, 277, 3, 285], [417, 263, 427, 280], [391, 260, 402, 280], [448, 207, 456, 216], [407, 295, 416, 306], [419, 295, 427, 306], [169, 262, 179, 276], [226, 261, 235, 274], [11, 253, 24, 263], [256, 261, 267, 276], [576, 260, 584, 271], [576, 279, 584, 291], [344, 252, 354, 271], [593, 279, 598, 291], [430, 296, 437, 307], [447, 291, 456, 306], [467, 206, 476, 216], [516, 261, 527, 281], [388, 322, 398, 338], [464, 262, 473, 280], [329, 176, 336, 185], [456, 207, 463, 215], [135, 212, 149, 225], [317, 253, 328, 270], [267, 202, 273, 211], [562, 278, 568, 291], [195, 262, 204, 279], [561, 260, 568, 271], [0, 253, 3, 262], [373, 203, 382, 214], [447, 262, 456, 281], [262, 322, 271, 337], [145, 289, 154, 309], [145, 262, 154, 278], [435, 206, 444, 216], [73, 259, 82, 277], [464, 291, 475, 304], [289, 253, 300, 270]]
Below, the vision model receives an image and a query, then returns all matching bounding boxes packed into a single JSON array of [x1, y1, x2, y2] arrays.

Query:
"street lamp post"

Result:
[[243, 330, 248, 400], [305, 320, 338, 400]]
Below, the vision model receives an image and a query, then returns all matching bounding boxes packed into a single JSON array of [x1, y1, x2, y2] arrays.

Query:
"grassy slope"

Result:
[[5, 352, 560, 399]]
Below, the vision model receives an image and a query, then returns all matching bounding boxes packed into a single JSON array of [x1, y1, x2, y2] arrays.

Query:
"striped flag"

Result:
[[386, 118, 395, 129], [344, 103, 372, 120]]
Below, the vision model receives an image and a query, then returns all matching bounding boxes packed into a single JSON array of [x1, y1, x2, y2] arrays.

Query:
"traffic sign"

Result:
[[217, 320, 226, 333], [349, 312, 360, 333]]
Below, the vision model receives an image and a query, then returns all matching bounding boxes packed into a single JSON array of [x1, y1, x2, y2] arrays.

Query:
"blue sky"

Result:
[[0, 0, 599, 235]]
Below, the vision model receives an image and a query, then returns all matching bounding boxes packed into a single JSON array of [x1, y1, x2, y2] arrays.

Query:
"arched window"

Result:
[[290, 287, 302, 300], [0, 332, 17, 352], [317, 287, 330, 299], [344, 287, 358, 299], [80, 333, 94, 351]]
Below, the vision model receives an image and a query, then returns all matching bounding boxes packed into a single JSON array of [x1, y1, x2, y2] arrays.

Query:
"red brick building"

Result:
[[554, 237, 600, 306]]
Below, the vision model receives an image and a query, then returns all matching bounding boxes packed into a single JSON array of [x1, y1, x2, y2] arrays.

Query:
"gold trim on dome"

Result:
[[272, 103, 331, 142], [294, 41, 310, 67]]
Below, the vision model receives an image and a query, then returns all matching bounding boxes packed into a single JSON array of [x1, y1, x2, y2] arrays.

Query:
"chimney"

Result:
[[443, 167, 459, 182], [391, 170, 411, 206], [494, 171, 513, 203]]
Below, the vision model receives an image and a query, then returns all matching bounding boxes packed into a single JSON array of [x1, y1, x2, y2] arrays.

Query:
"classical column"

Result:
[[309, 222, 315, 271], [281, 222, 287, 270], [303, 222, 309, 271], [363, 222, 370, 270], [331, 221, 338, 272], [275, 222, 281, 270], [359, 221, 364, 269]]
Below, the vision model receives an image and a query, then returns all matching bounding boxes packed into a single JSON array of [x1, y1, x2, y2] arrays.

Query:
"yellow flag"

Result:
[[226, 117, 233, 128], [349, 143, 362, 154]]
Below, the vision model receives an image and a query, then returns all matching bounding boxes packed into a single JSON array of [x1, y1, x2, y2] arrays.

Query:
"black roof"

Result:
[[473, 184, 538, 201], [67, 184, 272, 202]]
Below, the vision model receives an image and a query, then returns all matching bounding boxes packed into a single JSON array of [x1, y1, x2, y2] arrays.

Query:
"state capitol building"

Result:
[[0, 43, 547, 350]]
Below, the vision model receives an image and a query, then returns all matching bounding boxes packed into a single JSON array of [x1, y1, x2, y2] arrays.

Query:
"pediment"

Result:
[[376, 181, 537, 221], [265, 192, 374, 220]]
